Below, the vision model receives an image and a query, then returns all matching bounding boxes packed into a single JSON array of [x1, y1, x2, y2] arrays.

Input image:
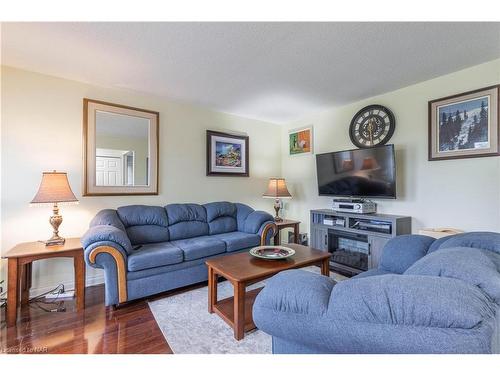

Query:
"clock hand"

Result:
[[368, 119, 374, 145]]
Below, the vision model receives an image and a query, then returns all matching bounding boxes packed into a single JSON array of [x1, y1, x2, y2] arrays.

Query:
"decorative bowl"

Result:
[[249, 245, 295, 260]]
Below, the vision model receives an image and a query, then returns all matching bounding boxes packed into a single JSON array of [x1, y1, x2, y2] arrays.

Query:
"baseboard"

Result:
[[28, 274, 105, 298]]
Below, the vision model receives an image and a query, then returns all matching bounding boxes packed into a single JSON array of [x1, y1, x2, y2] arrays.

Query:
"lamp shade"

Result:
[[262, 178, 292, 198], [31, 171, 78, 204]]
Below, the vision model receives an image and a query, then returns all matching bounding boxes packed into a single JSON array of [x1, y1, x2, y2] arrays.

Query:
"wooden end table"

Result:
[[273, 219, 301, 245], [2, 237, 85, 327], [206, 243, 331, 340]]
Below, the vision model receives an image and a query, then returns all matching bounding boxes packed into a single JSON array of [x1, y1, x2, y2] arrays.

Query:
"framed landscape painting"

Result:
[[428, 85, 499, 161], [206, 130, 249, 176], [289, 126, 313, 155]]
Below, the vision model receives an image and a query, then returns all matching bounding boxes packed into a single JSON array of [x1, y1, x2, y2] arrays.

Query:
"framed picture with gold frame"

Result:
[[428, 85, 499, 161]]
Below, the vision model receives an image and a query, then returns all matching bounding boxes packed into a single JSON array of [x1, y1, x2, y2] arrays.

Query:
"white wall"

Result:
[[0, 66, 282, 293], [280, 59, 500, 236]]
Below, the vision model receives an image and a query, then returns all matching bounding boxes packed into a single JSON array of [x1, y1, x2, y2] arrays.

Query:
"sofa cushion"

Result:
[[117, 205, 170, 245], [379, 235, 435, 274], [405, 246, 500, 303], [235, 203, 254, 231], [211, 231, 261, 252], [171, 236, 226, 261], [117, 205, 169, 227], [166, 204, 209, 240], [126, 225, 170, 245], [127, 242, 183, 271], [204, 201, 237, 235]]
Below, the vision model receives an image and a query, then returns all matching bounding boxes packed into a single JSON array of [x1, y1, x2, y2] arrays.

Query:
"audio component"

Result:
[[333, 199, 376, 214]]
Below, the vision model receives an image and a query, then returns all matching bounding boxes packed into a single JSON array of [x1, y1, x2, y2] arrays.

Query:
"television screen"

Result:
[[316, 144, 396, 199]]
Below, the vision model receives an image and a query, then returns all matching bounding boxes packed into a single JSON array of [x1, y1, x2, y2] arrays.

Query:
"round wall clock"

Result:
[[349, 105, 396, 148]]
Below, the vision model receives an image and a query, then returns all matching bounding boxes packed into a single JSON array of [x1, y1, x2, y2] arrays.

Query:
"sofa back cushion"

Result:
[[117, 205, 169, 245], [405, 246, 500, 303], [90, 209, 126, 232], [429, 232, 500, 255], [235, 203, 254, 231], [204, 201, 237, 235], [379, 235, 435, 274], [166, 203, 209, 240]]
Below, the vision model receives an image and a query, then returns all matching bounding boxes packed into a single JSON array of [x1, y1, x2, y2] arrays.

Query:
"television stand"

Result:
[[310, 209, 411, 276]]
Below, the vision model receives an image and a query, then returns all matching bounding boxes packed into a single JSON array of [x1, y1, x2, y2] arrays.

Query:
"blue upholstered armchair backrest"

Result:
[[379, 231, 500, 275]]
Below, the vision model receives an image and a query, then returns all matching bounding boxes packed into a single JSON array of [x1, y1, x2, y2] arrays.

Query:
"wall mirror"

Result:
[[83, 98, 159, 195]]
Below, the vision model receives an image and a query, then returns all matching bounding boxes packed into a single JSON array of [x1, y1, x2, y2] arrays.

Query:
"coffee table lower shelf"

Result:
[[212, 287, 263, 334]]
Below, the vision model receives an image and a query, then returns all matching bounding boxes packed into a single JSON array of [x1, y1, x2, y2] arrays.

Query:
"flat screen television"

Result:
[[316, 144, 396, 199]]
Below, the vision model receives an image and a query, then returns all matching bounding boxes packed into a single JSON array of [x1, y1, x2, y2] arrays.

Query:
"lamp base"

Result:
[[44, 203, 65, 247], [43, 236, 66, 247], [273, 198, 284, 222]]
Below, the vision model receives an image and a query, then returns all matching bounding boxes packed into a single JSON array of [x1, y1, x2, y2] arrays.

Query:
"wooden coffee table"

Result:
[[206, 243, 331, 340]]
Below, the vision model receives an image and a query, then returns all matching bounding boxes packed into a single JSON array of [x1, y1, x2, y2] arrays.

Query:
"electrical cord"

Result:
[[0, 283, 72, 317], [29, 283, 69, 312], [29, 283, 65, 302]]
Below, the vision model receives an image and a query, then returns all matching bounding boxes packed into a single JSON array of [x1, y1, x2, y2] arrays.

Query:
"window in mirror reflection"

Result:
[[95, 110, 150, 186]]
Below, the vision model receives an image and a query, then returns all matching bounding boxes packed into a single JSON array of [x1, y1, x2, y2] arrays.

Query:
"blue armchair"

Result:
[[253, 232, 500, 354]]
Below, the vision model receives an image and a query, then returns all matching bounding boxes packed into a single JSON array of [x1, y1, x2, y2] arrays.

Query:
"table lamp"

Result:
[[262, 178, 291, 222], [30, 171, 78, 246]]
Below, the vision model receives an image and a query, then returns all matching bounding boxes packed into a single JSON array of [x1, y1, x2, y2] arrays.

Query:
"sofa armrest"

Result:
[[83, 240, 128, 305], [379, 234, 435, 274], [259, 222, 277, 245], [82, 225, 131, 305], [243, 210, 274, 234], [253, 270, 336, 349], [82, 225, 133, 254]]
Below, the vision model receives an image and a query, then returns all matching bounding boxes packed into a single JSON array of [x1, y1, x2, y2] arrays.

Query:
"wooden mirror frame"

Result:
[[83, 98, 159, 196]]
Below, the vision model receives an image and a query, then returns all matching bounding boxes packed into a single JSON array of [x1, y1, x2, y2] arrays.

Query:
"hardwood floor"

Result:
[[0, 283, 205, 354]]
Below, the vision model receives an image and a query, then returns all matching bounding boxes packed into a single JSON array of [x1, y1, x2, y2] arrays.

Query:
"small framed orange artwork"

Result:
[[289, 126, 313, 155]]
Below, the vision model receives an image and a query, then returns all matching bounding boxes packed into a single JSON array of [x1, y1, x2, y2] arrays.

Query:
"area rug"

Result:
[[148, 266, 345, 354]]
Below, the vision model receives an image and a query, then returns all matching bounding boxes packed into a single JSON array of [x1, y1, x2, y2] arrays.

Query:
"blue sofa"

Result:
[[82, 202, 275, 306], [253, 232, 500, 354]]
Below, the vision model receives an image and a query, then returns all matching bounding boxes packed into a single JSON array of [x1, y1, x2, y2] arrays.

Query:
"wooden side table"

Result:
[[273, 219, 301, 246], [2, 237, 85, 327]]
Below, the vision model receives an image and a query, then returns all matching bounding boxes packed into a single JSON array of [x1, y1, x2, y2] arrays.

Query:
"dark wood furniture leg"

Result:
[[7, 257, 19, 327], [233, 281, 246, 340], [321, 258, 330, 277], [74, 252, 86, 311], [20, 262, 32, 306], [293, 223, 299, 244], [208, 266, 217, 313], [273, 231, 280, 245]]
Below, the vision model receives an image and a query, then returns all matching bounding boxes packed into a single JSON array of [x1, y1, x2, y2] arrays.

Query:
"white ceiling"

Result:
[[2, 22, 500, 124]]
